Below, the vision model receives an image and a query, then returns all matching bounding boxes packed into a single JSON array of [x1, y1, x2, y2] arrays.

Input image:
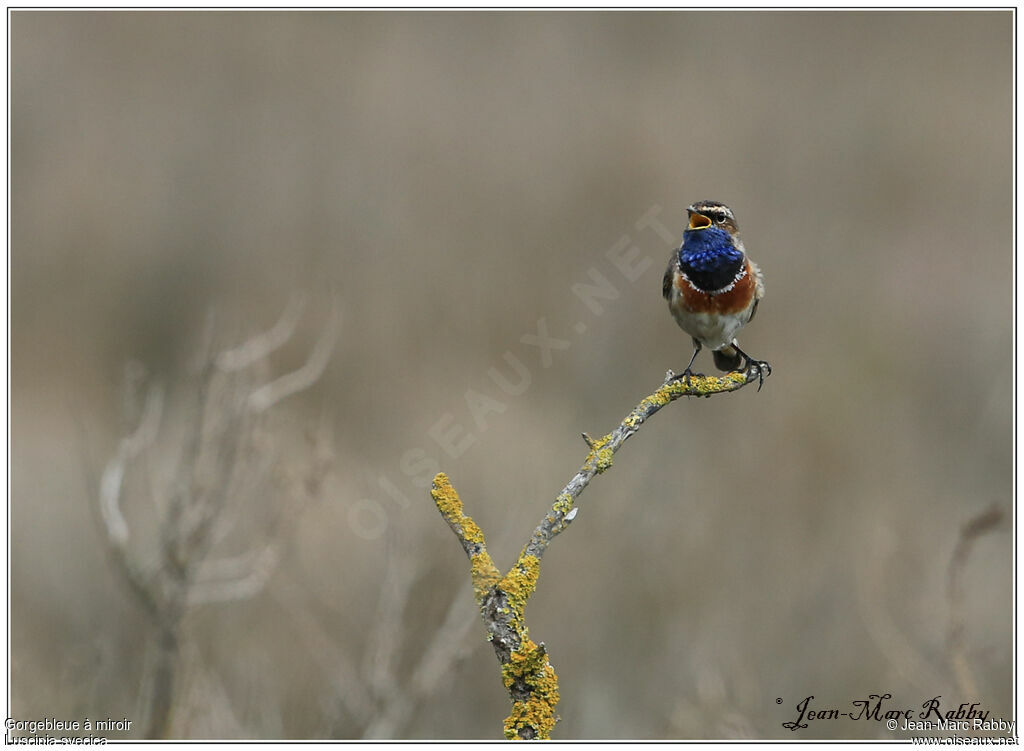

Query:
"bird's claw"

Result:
[[745, 358, 772, 391], [670, 357, 771, 392], [669, 368, 699, 386]]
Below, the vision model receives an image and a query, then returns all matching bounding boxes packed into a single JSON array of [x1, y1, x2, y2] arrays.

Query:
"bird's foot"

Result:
[[669, 367, 700, 386], [730, 343, 771, 392], [744, 357, 772, 392]]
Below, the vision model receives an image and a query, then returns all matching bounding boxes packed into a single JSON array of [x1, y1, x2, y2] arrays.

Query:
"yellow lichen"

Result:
[[492, 554, 559, 738], [432, 473, 500, 605], [552, 493, 573, 515], [470, 552, 501, 604], [644, 391, 671, 409], [431, 474, 487, 545], [593, 446, 614, 473], [661, 371, 747, 399], [501, 554, 541, 621], [502, 637, 560, 740], [582, 433, 613, 471]]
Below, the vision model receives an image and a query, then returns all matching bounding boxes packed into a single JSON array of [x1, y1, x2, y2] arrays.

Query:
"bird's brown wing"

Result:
[[662, 253, 677, 301]]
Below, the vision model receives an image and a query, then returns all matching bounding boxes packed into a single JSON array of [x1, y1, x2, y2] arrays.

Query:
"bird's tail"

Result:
[[713, 344, 743, 372]]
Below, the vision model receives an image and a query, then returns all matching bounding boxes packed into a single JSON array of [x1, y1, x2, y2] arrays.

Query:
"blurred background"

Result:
[[10, 11, 1012, 740]]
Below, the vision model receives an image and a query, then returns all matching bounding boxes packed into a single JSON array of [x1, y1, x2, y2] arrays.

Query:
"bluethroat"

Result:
[[663, 200, 770, 388]]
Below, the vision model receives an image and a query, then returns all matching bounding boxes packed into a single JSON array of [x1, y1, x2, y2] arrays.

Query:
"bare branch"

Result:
[[248, 299, 340, 413], [193, 542, 280, 586], [947, 503, 1006, 697], [363, 534, 417, 704], [100, 382, 165, 548], [361, 587, 481, 739], [216, 294, 308, 372], [94, 292, 339, 737], [271, 582, 376, 727], [186, 544, 280, 606]]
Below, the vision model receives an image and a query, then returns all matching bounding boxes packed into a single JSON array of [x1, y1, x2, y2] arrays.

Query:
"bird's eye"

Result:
[[715, 215, 727, 224]]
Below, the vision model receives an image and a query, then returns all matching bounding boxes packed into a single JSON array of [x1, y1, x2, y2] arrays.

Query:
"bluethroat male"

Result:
[[663, 200, 771, 388]]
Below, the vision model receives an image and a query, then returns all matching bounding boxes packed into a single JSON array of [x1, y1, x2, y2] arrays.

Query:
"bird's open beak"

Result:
[[688, 212, 712, 230]]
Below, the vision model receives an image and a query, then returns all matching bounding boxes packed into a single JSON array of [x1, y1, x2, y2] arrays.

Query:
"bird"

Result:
[[662, 200, 771, 389]]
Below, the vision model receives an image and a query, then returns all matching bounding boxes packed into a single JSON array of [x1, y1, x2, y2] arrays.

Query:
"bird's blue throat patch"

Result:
[[678, 227, 744, 292]]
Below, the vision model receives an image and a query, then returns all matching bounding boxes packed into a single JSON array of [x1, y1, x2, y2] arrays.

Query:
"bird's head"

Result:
[[686, 200, 739, 235], [678, 200, 745, 276]]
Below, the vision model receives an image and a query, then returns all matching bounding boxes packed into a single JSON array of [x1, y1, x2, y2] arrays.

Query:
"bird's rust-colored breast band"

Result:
[[674, 258, 758, 316]]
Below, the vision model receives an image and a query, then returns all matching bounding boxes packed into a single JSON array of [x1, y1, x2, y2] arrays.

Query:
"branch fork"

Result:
[[431, 362, 767, 739]]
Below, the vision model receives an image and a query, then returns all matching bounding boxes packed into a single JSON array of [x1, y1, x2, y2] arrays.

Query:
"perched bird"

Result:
[[663, 200, 771, 388]]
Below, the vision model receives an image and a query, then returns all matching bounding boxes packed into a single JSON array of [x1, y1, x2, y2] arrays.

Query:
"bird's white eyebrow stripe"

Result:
[[689, 204, 731, 215]]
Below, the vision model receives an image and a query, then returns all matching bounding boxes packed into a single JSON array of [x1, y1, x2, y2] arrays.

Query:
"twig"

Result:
[[216, 294, 307, 372], [432, 363, 766, 739], [247, 298, 340, 413], [96, 295, 337, 738], [99, 381, 165, 548], [947, 503, 1005, 698]]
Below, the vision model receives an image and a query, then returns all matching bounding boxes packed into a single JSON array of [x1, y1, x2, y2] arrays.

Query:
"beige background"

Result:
[[11, 11, 1012, 740]]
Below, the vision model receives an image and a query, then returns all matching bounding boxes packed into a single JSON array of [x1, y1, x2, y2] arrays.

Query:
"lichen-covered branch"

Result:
[[431, 362, 766, 739], [431, 474, 555, 740], [523, 366, 758, 561], [432, 474, 501, 604]]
